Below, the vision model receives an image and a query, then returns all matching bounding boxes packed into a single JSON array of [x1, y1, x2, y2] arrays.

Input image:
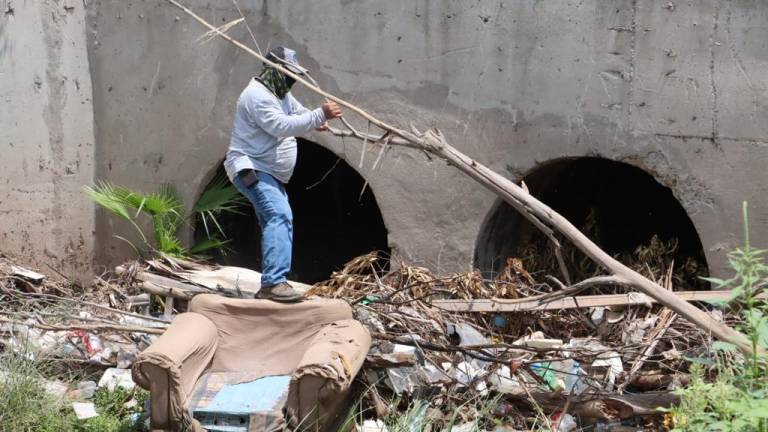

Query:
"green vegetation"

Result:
[[340, 394, 509, 432], [667, 202, 768, 431], [85, 172, 246, 257], [0, 350, 148, 431], [0, 351, 72, 431], [77, 387, 149, 432]]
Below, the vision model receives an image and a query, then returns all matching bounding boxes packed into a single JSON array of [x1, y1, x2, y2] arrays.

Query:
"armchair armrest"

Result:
[[287, 319, 371, 431], [132, 312, 218, 431]]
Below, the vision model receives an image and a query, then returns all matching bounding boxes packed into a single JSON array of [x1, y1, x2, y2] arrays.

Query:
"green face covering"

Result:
[[258, 66, 291, 99]]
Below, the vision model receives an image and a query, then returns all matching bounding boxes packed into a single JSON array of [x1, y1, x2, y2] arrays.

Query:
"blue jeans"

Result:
[[231, 171, 293, 287]]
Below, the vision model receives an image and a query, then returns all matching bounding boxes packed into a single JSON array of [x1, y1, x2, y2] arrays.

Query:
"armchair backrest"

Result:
[[189, 294, 355, 376]]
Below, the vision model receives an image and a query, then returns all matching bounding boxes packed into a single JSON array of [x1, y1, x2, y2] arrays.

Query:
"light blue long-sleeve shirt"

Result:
[[224, 78, 326, 184]]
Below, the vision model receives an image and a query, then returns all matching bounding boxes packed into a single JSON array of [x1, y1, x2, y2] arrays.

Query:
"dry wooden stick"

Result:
[[618, 310, 677, 394], [0, 316, 165, 335], [164, 0, 753, 355], [5, 290, 170, 324], [431, 289, 758, 312], [140, 281, 197, 300], [618, 270, 677, 393]]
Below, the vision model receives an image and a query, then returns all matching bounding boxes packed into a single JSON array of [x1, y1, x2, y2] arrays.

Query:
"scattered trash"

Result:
[[43, 379, 70, 399], [590, 307, 606, 325], [450, 422, 477, 432], [551, 412, 577, 432], [535, 359, 588, 395], [77, 380, 98, 399], [129, 412, 143, 426], [360, 419, 389, 432], [531, 362, 563, 392], [562, 360, 588, 394], [72, 402, 98, 420], [0, 253, 736, 431], [304, 252, 710, 430], [98, 367, 135, 390], [622, 317, 658, 345], [386, 366, 420, 395], [116, 349, 137, 369], [11, 265, 46, 283], [492, 426, 521, 432], [488, 365, 524, 395], [384, 340, 422, 394], [512, 331, 563, 351], [564, 338, 624, 391]]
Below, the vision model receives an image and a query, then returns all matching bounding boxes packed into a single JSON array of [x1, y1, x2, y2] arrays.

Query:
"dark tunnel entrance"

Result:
[[474, 157, 709, 289], [195, 139, 390, 284]]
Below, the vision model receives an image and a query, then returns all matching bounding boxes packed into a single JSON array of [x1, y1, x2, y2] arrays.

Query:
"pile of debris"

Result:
[[0, 253, 737, 431], [0, 258, 161, 426], [307, 253, 727, 431], [0, 258, 166, 362]]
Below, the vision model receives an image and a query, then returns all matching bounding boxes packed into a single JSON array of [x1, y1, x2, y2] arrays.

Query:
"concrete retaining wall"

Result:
[[0, 0, 95, 278]]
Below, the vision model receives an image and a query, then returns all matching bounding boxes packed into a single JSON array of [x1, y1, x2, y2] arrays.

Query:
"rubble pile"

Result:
[[0, 258, 160, 427], [0, 259, 165, 366], [308, 253, 725, 431], [0, 253, 736, 431]]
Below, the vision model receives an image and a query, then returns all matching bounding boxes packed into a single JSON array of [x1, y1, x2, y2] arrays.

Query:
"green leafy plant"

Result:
[[74, 387, 149, 432], [85, 172, 246, 257], [667, 202, 768, 431], [0, 350, 73, 431], [339, 393, 505, 432], [0, 350, 148, 432]]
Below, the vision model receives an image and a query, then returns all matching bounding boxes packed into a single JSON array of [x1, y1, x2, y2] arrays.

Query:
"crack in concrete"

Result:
[[708, 2, 722, 150], [652, 132, 768, 145], [626, 0, 638, 133]]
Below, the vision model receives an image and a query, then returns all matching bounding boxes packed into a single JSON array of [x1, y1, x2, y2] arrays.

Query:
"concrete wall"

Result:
[[0, 0, 95, 278], [85, 0, 768, 277], [2, 0, 766, 278]]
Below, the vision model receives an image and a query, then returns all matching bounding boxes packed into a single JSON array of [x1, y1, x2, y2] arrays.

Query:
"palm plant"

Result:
[[85, 172, 247, 257]]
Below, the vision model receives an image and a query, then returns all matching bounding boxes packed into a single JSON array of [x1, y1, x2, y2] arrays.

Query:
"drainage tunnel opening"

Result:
[[195, 139, 390, 284], [474, 157, 709, 289]]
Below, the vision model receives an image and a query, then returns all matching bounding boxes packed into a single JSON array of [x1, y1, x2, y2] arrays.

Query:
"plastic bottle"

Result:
[[563, 360, 587, 394]]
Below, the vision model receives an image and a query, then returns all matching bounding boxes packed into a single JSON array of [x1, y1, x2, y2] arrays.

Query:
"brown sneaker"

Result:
[[256, 282, 304, 302]]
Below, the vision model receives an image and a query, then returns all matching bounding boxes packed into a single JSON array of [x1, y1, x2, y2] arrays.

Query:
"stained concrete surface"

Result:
[[1, 1, 767, 279], [0, 0, 95, 278]]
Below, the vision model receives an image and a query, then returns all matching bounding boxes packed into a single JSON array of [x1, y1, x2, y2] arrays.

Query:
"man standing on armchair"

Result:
[[225, 46, 342, 302]]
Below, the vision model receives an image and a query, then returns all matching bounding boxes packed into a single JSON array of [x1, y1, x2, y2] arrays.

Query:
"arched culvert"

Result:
[[194, 139, 390, 284], [474, 157, 709, 289]]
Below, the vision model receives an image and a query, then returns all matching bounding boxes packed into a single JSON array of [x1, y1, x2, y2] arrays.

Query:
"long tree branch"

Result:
[[164, 0, 753, 355]]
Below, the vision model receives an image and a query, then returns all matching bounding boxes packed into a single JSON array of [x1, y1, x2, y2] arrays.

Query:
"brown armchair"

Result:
[[132, 294, 371, 432]]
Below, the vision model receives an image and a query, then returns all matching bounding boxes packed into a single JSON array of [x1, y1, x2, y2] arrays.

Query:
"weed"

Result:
[[0, 350, 147, 431], [666, 202, 768, 431], [0, 351, 74, 431], [340, 393, 507, 432]]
